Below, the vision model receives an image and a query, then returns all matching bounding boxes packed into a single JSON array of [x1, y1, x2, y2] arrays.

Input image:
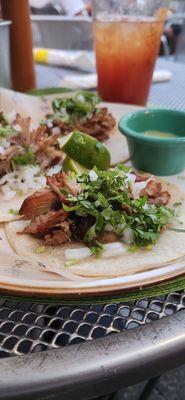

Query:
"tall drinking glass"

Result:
[[93, 0, 169, 105]]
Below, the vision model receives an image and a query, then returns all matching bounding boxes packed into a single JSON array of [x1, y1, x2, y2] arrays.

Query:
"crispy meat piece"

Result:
[[44, 221, 72, 245], [22, 209, 70, 236], [35, 144, 62, 170], [47, 172, 80, 199], [135, 172, 151, 182], [140, 180, 170, 206], [33, 131, 63, 169], [96, 231, 119, 244], [148, 191, 171, 206], [33, 124, 60, 145], [32, 125, 49, 144], [19, 188, 60, 219], [11, 114, 32, 147], [0, 158, 12, 178], [141, 180, 162, 197], [75, 108, 116, 141]]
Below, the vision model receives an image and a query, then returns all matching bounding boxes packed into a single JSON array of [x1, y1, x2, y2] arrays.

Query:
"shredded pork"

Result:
[[140, 180, 171, 206], [22, 209, 69, 236], [47, 173, 80, 197], [45, 108, 116, 142], [0, 114, 63, 178], [19, 188, 60, 219]]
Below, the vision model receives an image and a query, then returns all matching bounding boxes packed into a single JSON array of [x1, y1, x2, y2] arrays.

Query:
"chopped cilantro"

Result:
[[129, 244, 138, 253], [12, 148, 35, 166], [0, 112, 9, 126], [64, 259, 78, 267], [117, 164, 131, 173], [90, 242, 104, 257], [36, 246, 45, 254], [64, 164, 174, 247], [0, 125, 17, 138], [9, 209, 19, 215], [0, 112, 17, 138], [85, 224, 96, 242], [45, 91, 100, 125]]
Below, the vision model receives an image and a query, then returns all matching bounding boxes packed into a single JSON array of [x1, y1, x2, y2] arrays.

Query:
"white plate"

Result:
[[0, 88, 185, 298]]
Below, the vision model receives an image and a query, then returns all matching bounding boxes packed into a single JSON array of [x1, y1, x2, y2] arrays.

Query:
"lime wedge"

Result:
[[58, 131, 110, 170], [63, 156, 88, 174]]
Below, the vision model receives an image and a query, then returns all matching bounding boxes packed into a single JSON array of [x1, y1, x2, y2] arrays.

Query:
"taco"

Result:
[[0, 92, 117, 222], [5, 165, 185, 278], [43, 91, 116, 142], [0, 110, 65, 221]]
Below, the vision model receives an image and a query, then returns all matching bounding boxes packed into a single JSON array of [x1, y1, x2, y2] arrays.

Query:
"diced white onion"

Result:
[[126, 172, 153, 200], [76, 94, 85, 102], [52, 126, 61, 135], [47, 122, 53, 128], [126, 173, 136, 184], [0, 146, 4, 154], [103, 242, 127, 258], [143, 203, 149, 211], [0, 165, 46, 199], [1, 185, 15, 200], [0, 171, 17, 186], [0, 138, 10, 150], [47, 164, 61, 176], [88, 170, 98, 182], [13, 124, 21, 132], [105, 223, 113, 232], [7, 110, 16, 123], [122, 228, 134, 245], [65, 242, 128, 262], [131, 181, 148, 199], [65, 247, 92, 260]]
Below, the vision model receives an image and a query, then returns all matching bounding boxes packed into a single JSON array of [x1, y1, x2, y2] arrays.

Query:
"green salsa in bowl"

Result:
[[118, 109, 185, 176]]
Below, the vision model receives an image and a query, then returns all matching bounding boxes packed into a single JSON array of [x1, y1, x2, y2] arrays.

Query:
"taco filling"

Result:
[[0, 110, 64, 202], [18, 165, 173, 255], [42, 91, 116, 142]]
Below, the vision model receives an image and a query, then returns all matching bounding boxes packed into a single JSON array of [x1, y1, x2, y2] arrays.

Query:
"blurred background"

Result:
[[29, 0, 185, 59], [0, 0, 185, 93]]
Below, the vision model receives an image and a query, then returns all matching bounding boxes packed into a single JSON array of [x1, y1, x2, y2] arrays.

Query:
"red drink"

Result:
[[94, 16, 164, 105]]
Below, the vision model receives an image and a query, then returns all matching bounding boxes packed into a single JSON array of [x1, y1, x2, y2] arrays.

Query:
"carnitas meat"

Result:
[[45, 108, 116, 142], [19, 172, 171, 247]]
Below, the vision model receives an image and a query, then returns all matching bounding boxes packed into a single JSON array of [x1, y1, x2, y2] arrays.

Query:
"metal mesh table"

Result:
[[1, 59, 185, 400], [149, 58, 185, 110], [0, 293, 184, 358], [0, 292, 184, 357]]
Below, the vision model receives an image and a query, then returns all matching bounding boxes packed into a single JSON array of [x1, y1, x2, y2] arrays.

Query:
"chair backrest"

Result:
[[174, 20, 185, 62], [31, 15, 93, 51]]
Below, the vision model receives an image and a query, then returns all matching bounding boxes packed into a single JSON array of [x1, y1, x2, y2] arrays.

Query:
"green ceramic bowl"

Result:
[[118, 109, 185, 176]]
